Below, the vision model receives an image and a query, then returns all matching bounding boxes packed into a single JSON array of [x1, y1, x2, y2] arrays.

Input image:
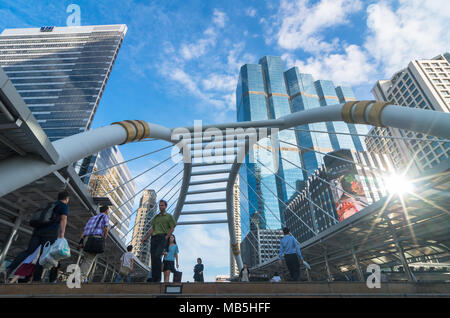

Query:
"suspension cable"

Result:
[[80, 144, 174, 178], [237, 201, 266, 259], [255, 158, 340, 224], [239, 170, 317, 236], [240, 178, 305, 260], [279, 139, 383, 173], [110, 159, 181, 230], [256, 144, 370, 206], [102, 154, 176, 197], [124, 178, 183, 244], [119, 172, 183, 239], [276, 154, 369, 206], [287, 127, 450, 143]]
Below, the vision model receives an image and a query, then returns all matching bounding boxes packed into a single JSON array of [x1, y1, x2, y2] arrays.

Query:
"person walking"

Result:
[[239, 263, 250, 282], [9, 245, 42, 284], [278, 227, 303, 281], [78, 205, 110, 282], [2, 191, 69, 283], [115, 245, 135, 283], [162, 235, 179, 283], [193, 258, 204, 283], [141, 200, 176, 283]]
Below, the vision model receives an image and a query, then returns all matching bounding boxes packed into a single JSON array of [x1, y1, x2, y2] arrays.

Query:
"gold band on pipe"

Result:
[[353, 101, 374, 125], [137, 120, 150, 140], [341, 101, 358, 123], [125, 120, 144, 141], [368, 102, 392, 127], [231, 243, 240, 256], [111, 121, 136, 145]]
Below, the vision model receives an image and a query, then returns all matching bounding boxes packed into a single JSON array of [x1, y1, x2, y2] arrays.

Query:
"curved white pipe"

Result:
[[1, 104, 449, 197], [0, 123, 172, 197]]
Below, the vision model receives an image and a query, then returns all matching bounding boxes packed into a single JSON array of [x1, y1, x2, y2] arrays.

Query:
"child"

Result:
[[9, 245, 41, 284]]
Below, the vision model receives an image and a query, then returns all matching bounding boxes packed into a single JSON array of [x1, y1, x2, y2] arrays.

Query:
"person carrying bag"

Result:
[[83, 214, 106, 254], [78, 206, 110, 283]]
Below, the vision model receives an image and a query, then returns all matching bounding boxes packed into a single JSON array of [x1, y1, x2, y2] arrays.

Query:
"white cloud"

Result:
[[275, 0, 362, 52], [288, 45, 377, 86], [202, 74, 237, 92], [277, 0, 450, 89], [364, 0, 450, 77], [213, 9, 227, 28], [245, 7, 257, 17], [180, 29, 217, 60]]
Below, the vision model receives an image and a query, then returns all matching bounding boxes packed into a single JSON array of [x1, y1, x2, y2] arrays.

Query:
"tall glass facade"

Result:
[[0, 25, 127, 141], [82, 146, 136, 239], [237, 56, 370, 239]]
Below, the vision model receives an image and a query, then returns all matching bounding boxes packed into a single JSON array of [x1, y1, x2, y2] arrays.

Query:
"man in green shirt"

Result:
[[142, 200, 176, 282]]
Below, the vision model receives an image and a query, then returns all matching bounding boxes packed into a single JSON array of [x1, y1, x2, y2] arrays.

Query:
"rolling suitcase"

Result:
[[173, 270, 182, 282]]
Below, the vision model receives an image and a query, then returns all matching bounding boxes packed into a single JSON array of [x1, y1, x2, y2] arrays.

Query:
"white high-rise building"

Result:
[[84, 146, 136, 239], [367, 53, 450, 174], [131, 190, 157, 266]]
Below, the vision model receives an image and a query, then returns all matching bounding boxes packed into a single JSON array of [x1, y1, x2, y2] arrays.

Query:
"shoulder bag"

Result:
[[83, 214, 106, 254]]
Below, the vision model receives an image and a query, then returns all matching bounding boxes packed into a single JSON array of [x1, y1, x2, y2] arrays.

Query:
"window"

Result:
[[426, 68, 433, 72], [433, 79, 442, 83], [432, 63, 439, 67], [423, 63, 430, 67], [412, 89, 419, 97], [430, 73, 438, 78]]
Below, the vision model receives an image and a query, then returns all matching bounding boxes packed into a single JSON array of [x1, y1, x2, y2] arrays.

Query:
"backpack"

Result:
[[29, 201, 59, 228]]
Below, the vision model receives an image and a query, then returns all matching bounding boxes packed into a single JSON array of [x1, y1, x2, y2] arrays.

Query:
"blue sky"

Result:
[[1, 0, 449, 281]]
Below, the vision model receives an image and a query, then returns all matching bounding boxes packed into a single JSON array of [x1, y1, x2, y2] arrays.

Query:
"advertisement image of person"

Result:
[[333, 174, 367, 221]]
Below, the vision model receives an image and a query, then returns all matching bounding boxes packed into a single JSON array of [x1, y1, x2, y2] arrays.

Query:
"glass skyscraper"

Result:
[[0, 25, 127, 141], [82, 145, 136, 239], [237, 56, 369, 239]]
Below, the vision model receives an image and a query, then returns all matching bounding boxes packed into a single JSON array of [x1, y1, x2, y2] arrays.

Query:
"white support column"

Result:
[[88, 258, 98, 283], [0, 213, 22, 266], [324, 253, 333, 282], [351, 247, 364, 282], [101, 263, 109, 283]]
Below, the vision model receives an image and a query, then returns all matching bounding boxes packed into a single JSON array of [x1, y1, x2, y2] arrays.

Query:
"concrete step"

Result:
[[0, 282, 449, 298]]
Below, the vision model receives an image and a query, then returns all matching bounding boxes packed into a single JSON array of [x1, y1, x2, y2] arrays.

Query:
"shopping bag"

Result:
[[50, 238, 71, 261], [173, 270, 182, 282], [303, 260, 311, 270], [39, 241, 58, 269]]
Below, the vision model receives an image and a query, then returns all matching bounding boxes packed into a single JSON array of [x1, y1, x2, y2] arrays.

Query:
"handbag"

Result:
[[83, 215, 106, 254], [173, 270, 182, 282]]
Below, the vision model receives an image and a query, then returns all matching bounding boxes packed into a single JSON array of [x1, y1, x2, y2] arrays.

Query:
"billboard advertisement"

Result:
[[324, 150, 368, 222]]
